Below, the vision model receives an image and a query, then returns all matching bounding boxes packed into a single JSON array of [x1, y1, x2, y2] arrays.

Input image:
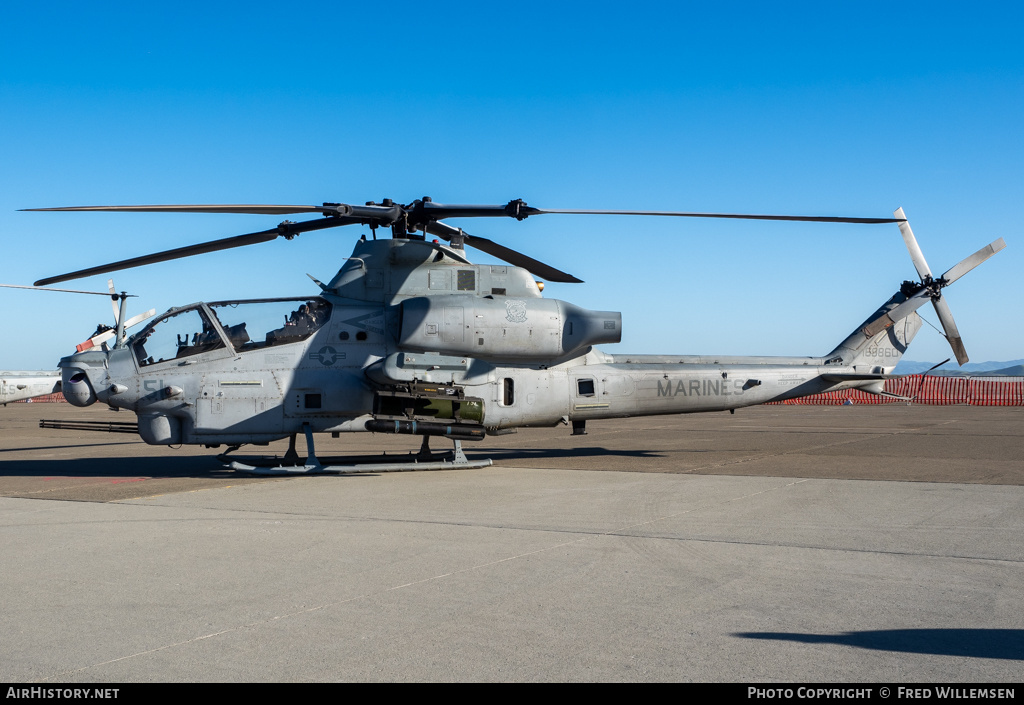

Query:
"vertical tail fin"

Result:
[[827, 296, 923, 373]]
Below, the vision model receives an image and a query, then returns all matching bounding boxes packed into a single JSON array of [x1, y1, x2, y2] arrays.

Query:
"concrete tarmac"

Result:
[[1, 403, 1022, 682]]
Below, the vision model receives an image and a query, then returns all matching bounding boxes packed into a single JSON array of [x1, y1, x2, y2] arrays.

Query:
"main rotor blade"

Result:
[[526, 208, 904, 224], [35, 217, 358, 286], [36, 229, 279, 286], [932, 296, 968, 365], [940, 238, 1006, 285], [0, 283, 134, 296], [28, 200, 905, 225], [417, 200, 904, 225], [464, 234, 584, 283], [424, 222, 583, 283], [23, 203, 404, 222], [23, 204, 336, 215], [895, 207, 933, 281]]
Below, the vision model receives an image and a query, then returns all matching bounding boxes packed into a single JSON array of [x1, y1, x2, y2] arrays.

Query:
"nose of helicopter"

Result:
[[58, 350, 109, 407]]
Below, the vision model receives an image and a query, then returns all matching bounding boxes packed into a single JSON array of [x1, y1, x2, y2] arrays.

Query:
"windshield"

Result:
[[208, 298, 332, 352], [132, 306, 225, 367]]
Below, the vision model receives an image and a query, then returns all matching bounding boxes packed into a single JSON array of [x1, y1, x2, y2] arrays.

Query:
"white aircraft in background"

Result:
[[0, 281, 155, 405], [1, 371, 61, 404]]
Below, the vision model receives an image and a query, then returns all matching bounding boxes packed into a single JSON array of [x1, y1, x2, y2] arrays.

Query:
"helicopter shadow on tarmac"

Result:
[[0, 439, 658, 483], [0, 453, 234, 480], [0, 450, 328, 502], [0, 451, 625, 495], [736, 628, 1024, 660]]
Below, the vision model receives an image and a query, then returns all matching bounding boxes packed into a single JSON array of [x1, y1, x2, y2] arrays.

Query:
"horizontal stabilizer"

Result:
[[821, 374, 912, 401], [821, 373, 891, 382]]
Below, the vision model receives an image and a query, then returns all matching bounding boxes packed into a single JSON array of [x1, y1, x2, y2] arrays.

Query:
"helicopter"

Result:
[[23, 198, 1005, 473], [0, 281, 155, 404], [0, 370, 61, 405]]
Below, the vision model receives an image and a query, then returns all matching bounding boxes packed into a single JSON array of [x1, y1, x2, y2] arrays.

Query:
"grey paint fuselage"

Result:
[[58, 238, 917, 446]]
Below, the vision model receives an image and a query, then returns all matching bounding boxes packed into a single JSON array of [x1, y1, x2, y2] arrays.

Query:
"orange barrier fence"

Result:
[[771, 376, 1024, 406], [13, 393, 67, 403]]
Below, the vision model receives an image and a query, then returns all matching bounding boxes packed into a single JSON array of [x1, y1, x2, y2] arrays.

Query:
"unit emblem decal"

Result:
[[505, 299, 528, 323]]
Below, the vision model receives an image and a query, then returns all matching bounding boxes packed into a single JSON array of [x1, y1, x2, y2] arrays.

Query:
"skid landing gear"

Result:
[[224, 424, 492, 475]]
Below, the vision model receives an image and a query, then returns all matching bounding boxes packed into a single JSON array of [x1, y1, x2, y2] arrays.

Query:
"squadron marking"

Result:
[[657, 378, 747, 397]]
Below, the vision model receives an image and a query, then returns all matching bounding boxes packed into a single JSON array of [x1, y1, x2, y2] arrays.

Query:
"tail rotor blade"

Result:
[[890, 213, 1005, 368], [76, 330, 114, 352], [75, 308, 154, 353], [895, 208, 933, 280], [932, 296, 968, 365], [861, 289, 931, 337], [107, 279, 120, 326], [941, 238, 1006, 285], [122, 308, 156, 330]]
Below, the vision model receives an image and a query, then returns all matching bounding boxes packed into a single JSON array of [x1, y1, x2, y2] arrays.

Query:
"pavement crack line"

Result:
[[33, 477, 808, 682]]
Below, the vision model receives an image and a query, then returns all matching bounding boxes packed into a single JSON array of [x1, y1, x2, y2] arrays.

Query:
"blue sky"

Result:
[[2, 1, 1021, 369]]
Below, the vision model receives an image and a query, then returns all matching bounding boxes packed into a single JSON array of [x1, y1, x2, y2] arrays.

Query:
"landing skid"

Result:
[[222, 424, 492, 475]]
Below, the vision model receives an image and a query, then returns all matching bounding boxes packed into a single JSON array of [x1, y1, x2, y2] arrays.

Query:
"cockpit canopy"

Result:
[[131, 297, 332, 367]]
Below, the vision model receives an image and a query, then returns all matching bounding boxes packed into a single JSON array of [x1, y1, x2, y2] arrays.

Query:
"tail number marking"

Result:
[[863, 347, 900, 358]]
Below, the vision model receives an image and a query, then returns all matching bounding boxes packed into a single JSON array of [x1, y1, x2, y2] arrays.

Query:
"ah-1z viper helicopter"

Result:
[[27, 198, 1004, 473]]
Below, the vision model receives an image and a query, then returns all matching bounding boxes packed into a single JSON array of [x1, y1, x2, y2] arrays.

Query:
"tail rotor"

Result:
[[863, 208, 1005, 365], [0, 281, 154, 352], [77, 280, 156, 351]]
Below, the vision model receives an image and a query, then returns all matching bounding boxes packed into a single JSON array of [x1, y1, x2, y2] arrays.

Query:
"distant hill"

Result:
[[893, 359, 1024, 376], [967, 365, 1024, 377]]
